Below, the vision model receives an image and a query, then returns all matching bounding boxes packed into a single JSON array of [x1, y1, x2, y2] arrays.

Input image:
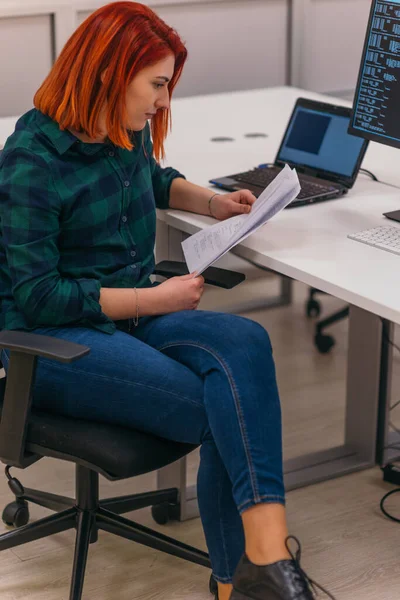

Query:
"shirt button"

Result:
[[121, 216, 127, 223], [124, 181, 130, 187], [108, 151, 114, 157], [130, 264, 136, 269], [130, 250, 136, 257]]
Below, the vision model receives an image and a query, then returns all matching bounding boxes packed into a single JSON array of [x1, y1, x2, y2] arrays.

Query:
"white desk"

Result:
[[1, 88, 399, 519], [161, 85, 400, 188], [155, 86, 400, 519]]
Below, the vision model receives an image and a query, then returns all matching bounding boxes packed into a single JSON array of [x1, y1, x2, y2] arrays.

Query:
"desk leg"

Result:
[[344, 306, 383, 465], [156, 459, 199, 522], [284, 305, 383, 490], [155, 219, 185, 263], [376, 320, 397, 466]]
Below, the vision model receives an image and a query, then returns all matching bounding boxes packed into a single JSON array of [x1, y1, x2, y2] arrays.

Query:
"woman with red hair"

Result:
[[0, 3, 334, 600]]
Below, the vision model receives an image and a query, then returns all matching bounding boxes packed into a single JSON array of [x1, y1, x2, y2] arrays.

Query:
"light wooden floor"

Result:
[[1, 265, 400, 600]]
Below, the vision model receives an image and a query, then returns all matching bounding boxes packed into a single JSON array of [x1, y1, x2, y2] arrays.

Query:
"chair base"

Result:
[[306, 288, 349, 353], [315, 305, 349, 334], [0, 464, 211, 600]]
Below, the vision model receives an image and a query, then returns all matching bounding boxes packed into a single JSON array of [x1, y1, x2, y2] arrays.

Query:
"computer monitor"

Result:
[[349, 0, 400, 148]]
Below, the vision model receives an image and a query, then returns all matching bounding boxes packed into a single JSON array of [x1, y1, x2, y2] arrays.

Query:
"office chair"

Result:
[[306, 288, 349, 353], [0, 262, 243, 600]]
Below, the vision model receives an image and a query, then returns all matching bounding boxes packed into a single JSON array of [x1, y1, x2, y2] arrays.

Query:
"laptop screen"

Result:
[[277, 106, 366, 178]]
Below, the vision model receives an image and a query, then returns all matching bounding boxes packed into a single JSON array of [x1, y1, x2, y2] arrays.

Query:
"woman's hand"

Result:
[[210, 190, 256, 221], [155, 273, 205, 313]]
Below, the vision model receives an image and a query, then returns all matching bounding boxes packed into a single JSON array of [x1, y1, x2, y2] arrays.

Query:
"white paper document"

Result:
[[182, 164, 301, 275]]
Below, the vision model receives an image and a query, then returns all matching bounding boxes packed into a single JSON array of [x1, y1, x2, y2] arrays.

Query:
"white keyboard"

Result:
[[348, 226, 400, 256]]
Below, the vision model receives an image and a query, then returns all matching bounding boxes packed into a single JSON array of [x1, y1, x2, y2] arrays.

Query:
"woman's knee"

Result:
[[213, 314, 272, 354]]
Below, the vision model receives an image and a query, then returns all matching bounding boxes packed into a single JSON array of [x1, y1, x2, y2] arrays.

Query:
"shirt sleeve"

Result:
[[0, 148, 114, 330], [144, 125, 185, 209]]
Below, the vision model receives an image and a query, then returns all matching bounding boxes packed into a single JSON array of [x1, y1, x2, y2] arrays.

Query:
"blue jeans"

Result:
[[2, 310, 285, 583]]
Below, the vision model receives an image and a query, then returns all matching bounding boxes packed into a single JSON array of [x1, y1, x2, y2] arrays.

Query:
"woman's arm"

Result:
[[99, 287, 162, 320], [169, 177, 256, 220], [144, 124, 255, 219], [169, 178, 214, 215], [0, 149, 111, 329], [100, 274, 205, 320]]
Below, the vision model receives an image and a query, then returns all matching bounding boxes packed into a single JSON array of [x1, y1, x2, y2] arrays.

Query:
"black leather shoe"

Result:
[[230, 536, 336, 600]]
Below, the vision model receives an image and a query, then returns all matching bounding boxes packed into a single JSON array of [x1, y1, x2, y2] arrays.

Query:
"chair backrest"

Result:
[[0, 376, 5, 406], [0, 148, 3, 378], [0, 148, 16, 452], [0, 145, 3, 371]]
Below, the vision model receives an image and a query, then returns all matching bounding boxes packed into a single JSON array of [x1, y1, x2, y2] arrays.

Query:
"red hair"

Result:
[[34, 1, 187, 160]]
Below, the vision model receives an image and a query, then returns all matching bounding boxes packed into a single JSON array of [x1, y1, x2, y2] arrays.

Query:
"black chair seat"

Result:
[[0, 394, 196, 480]]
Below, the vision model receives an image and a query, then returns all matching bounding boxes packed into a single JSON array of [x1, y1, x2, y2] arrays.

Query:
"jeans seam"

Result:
[[238, 494, 286, 513], [157, 341, 260, 502], [31, 359, 204, 409], [212, 575, 233, 584], [217, 461, 232, 581]]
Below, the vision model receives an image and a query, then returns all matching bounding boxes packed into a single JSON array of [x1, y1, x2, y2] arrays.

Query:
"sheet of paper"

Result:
[[226, 165, 300, 248], [182, 165, 300, 275], [181, 214, 243, 276]]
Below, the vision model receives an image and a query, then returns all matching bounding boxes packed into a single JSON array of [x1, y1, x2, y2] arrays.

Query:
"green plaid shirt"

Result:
[[0, 109, 185, 334]]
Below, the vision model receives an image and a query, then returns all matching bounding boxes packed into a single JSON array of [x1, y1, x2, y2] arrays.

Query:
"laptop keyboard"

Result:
[[233, 167, 338, 200]]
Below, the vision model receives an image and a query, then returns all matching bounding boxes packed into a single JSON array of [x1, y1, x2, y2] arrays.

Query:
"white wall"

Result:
[[78, 1, 289, 98], [0, 11, 54, 117], [0, 0, 373, 118], [0, 0, 289, 117], [291, 0, 372, 95]]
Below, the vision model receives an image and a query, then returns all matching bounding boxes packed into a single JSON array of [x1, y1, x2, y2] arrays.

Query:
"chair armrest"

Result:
[[0, 331, 90, 469], [0, 330, 90, 363], [154, 261, 245, 289]]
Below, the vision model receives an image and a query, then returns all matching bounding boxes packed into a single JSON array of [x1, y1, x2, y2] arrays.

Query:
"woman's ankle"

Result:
[[217, 582, 233, 600], [242, 502, 290, 565], [246, 544, 291, 565]]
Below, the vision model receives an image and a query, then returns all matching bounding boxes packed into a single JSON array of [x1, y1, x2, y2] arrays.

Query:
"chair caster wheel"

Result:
[[151, 501, 180, 525], [315, 333, 335, 354], [306, 299, 321, 318], [209, 573, 218, 598], [2, 500, 30, 528]]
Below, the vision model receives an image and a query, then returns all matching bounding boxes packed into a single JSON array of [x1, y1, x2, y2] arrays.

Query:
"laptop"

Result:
[[210, 97, 369, 208]]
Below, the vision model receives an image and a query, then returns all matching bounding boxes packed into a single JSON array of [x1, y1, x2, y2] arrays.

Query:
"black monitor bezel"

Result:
[[348, 0, 400, 150], [275, 97, 369, 187]]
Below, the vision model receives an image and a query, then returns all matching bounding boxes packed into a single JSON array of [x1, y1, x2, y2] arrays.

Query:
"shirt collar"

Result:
[[35, 110, 109, 156]]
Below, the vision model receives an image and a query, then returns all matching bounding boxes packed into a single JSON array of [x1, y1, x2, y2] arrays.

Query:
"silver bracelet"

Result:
[[133, 288, 139, 327], [208, 193, 219, 217], [129, 288, 139, 332]]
